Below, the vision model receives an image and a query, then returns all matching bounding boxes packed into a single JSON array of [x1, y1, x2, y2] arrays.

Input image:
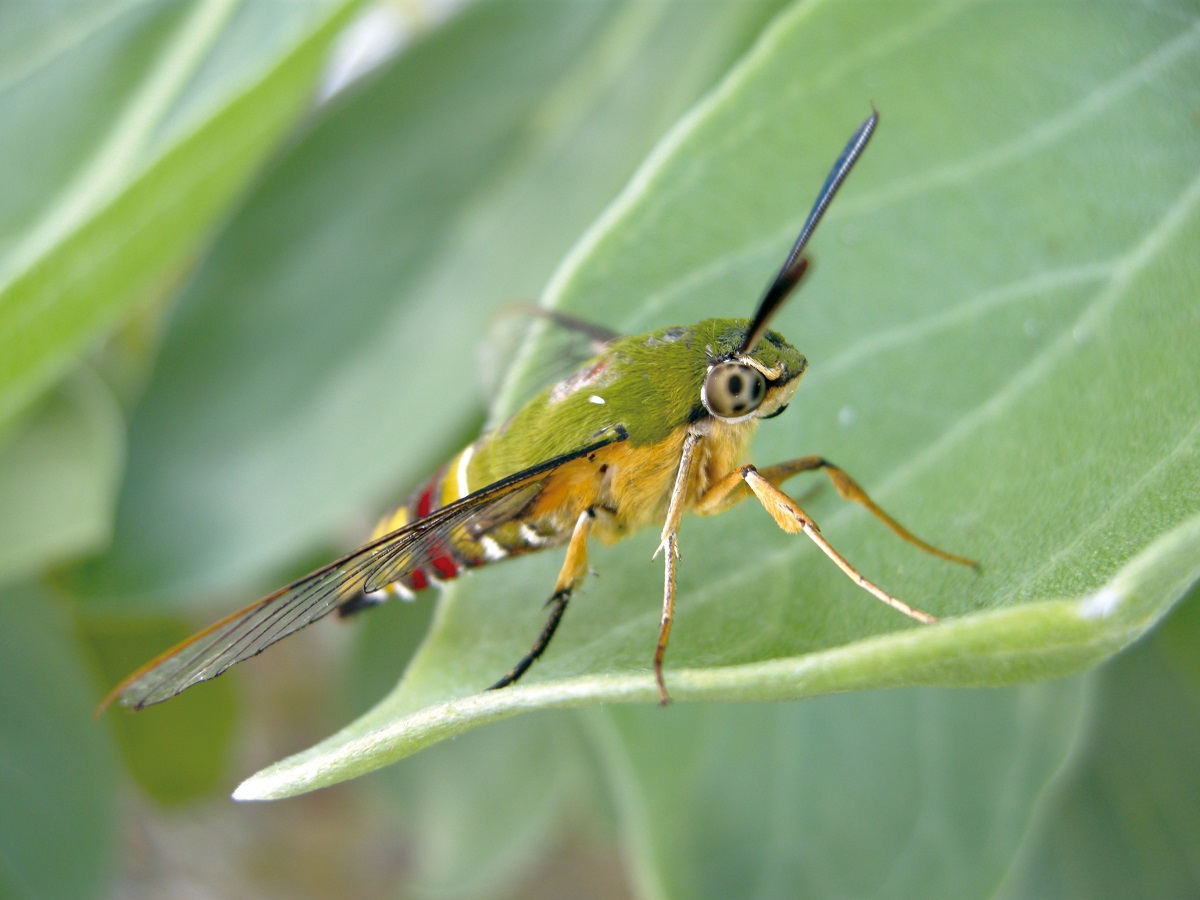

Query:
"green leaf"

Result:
[[594, 680, 1085, 898], [998, 586, 1200, 898], [0, 371, 122, 585], [360, 711, 593, 896], [0, 586, 118, 899], [82, 615, 238, 804], [346, 598, 606, 894], [234, 0, 1200, 802], [236, 514, 1200, 800], [0, 0, 359, 433]]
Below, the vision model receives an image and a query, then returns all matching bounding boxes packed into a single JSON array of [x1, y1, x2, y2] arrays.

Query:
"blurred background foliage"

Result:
[[1, 0, 1197, 897]]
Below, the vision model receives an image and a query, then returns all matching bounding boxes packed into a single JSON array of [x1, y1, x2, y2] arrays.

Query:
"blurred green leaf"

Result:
[[0, 372, 122, 585], [366, 711, 593, 896], [0, 585, 118, 899], [236, 0, 1200, 803], [349, 598, 614, 896], [595, 680, 1085, 899], [84, 615, 238, 804], [0, 0, 358, 432], [998, 586, 1200, 899], [1159, 580, 1200, 697]]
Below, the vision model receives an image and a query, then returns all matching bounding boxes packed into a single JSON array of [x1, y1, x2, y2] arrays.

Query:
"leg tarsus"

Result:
[[654, 534, 678, 705], [652, 432, 702, 706], [488, 588, 571, 690], [489, 508, 592, 691], [811, 458, 979, 570]]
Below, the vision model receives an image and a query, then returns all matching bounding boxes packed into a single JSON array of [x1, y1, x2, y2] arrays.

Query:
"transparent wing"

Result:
[[480, 304, 621, 417], [102, 425, 628, 711]]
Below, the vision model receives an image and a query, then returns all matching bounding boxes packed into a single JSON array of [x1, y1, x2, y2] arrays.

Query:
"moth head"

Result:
[[701, 348, 805, 423]]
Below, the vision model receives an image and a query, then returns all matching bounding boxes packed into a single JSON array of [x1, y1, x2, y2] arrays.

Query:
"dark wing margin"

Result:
[[99, 424, 629, 713]]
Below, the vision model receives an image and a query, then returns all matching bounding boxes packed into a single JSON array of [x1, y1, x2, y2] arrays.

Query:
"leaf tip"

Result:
[[231, 772, 281, 802]]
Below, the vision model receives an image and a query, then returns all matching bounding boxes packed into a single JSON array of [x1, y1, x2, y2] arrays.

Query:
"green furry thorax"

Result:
[[475, 318, 806, 482]]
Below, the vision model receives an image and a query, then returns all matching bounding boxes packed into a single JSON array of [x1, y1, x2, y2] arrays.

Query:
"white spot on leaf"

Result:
[[1078, 586, 1122, 619]]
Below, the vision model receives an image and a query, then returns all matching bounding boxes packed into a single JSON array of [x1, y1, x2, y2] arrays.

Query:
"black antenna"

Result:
[[739, 109, 879, 355]]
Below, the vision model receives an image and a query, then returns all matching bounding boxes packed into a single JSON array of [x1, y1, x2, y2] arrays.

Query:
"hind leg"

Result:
[[488, 508, 594, 690]]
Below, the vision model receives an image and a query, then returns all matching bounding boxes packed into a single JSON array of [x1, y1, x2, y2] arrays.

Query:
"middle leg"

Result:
[[698, 463, 939, 623], [695, 455, 977, 569]]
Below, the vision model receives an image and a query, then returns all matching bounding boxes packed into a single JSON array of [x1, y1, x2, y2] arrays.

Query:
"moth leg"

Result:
[[696, 456, 977, 570], [488, 508, 594, 691], [693, 458, 831, 517], [730, 464, 937, 623], [652, 430, 703, 705]]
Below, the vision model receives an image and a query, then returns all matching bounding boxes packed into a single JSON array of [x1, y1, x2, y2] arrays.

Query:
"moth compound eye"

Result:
[[703, 363, 767, 419]]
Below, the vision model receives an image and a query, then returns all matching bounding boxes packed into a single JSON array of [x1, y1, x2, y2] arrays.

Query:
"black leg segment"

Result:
[[488, 588, 572, 691]]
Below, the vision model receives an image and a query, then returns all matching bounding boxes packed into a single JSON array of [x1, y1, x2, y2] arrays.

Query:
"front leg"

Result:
[[651, 429, 703, 705]]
